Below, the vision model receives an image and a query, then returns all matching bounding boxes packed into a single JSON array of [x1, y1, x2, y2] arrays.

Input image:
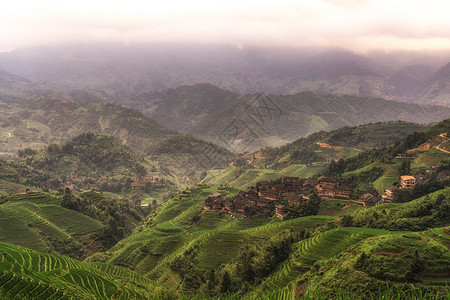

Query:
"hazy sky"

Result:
[[2, 0, 450, 52]]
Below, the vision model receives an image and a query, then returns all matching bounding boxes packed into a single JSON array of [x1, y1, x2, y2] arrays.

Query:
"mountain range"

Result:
[[121, 84, 450, 152], [2, 44, 450, 106]]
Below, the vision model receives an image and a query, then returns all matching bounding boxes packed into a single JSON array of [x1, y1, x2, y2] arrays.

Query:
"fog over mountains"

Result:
[[1, 44, 450, 106]]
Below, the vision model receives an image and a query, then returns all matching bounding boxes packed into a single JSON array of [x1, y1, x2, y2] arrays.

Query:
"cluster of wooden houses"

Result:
[[315, 177, 356, 199], [203, 175, 392, 219], [203, 177, 315, 217]]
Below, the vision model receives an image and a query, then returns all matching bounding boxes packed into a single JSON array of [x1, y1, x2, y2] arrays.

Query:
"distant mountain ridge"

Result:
[[2, 44, 450, 105], [123, 84, 450, 152], [418, 62, 450, 106], [0, 68, 31, 85]]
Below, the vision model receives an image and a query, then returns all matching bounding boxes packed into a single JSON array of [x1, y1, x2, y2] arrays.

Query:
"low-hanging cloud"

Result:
[[1, 0, 450, 52]]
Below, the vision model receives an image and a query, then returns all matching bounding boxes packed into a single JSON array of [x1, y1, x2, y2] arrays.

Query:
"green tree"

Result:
[[342, 215, 354, 227], [220, 271, 231, 293], [398, 159, 412, 175]]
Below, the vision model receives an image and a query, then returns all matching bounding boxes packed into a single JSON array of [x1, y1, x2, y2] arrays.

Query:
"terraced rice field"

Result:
[[318, 200, 363, 216], [202, 164, 326, 190], [0, 241, 154, 299], [253, 227, 393, 298], [372, 164, 399, 195], [0, 180, 26, 195], [241, 215, 336, 238], [153, 191, 206, 225], [6, 191, 61, 205], [110, 234, 186, 274], [0, 192, 104, 251], [197, 231, 250, 268], [190, 212, 233, 231], [416, 148, 450, 166]]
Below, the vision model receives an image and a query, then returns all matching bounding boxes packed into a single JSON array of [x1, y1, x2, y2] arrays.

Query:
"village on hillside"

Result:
[[203, 168, 450, 220]]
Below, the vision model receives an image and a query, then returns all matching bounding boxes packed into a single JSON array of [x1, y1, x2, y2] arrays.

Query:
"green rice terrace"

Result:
[[201, 163, 327, 190], [0, 183, 448, 299], [95, 185, 449, 299], [0, 191, 104, 253], [0, 241, 157, 299]]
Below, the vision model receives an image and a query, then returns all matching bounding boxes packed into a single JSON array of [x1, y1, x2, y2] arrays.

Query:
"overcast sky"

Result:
[[2, 0, 450, 52]]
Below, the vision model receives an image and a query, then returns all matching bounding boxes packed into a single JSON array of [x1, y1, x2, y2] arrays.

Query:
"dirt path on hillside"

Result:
[[435, 146, 450, 154]]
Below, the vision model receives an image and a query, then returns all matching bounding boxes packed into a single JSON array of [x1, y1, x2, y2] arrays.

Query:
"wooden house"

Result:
[[259, 188, 279, 201], [414, 174, 427, 184], [359, 191, 380, 208], [287, 193, 306, 205], [211, 199, 223, 211], [382, 186, 397, 203], [203, 192, 223, 211], [335, 184, 354, 198], [222, 198, 234, 214], [256, 198, 273, 208], [275, 205, 288, 220], [437, 170, 450, 180], [273, 183, 285, 193], [317, 177, 339, 187], [234, 196, 247, 212], [282, 176, 300, 185]]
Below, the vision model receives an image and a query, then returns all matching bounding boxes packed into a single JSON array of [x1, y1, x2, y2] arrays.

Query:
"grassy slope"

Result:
[[0, 191, 103, 252], [343, 149, 449, 196], [195, 93, 442, 152], [248, 189, 450, 299], [20, 133, 151, 181], [249, 227, 394, 299], [0, 180, 26, 196], [337, 122, 450, 195]]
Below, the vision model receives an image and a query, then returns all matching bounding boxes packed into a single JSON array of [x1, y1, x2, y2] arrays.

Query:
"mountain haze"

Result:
[[2, 44, 450, 105]]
